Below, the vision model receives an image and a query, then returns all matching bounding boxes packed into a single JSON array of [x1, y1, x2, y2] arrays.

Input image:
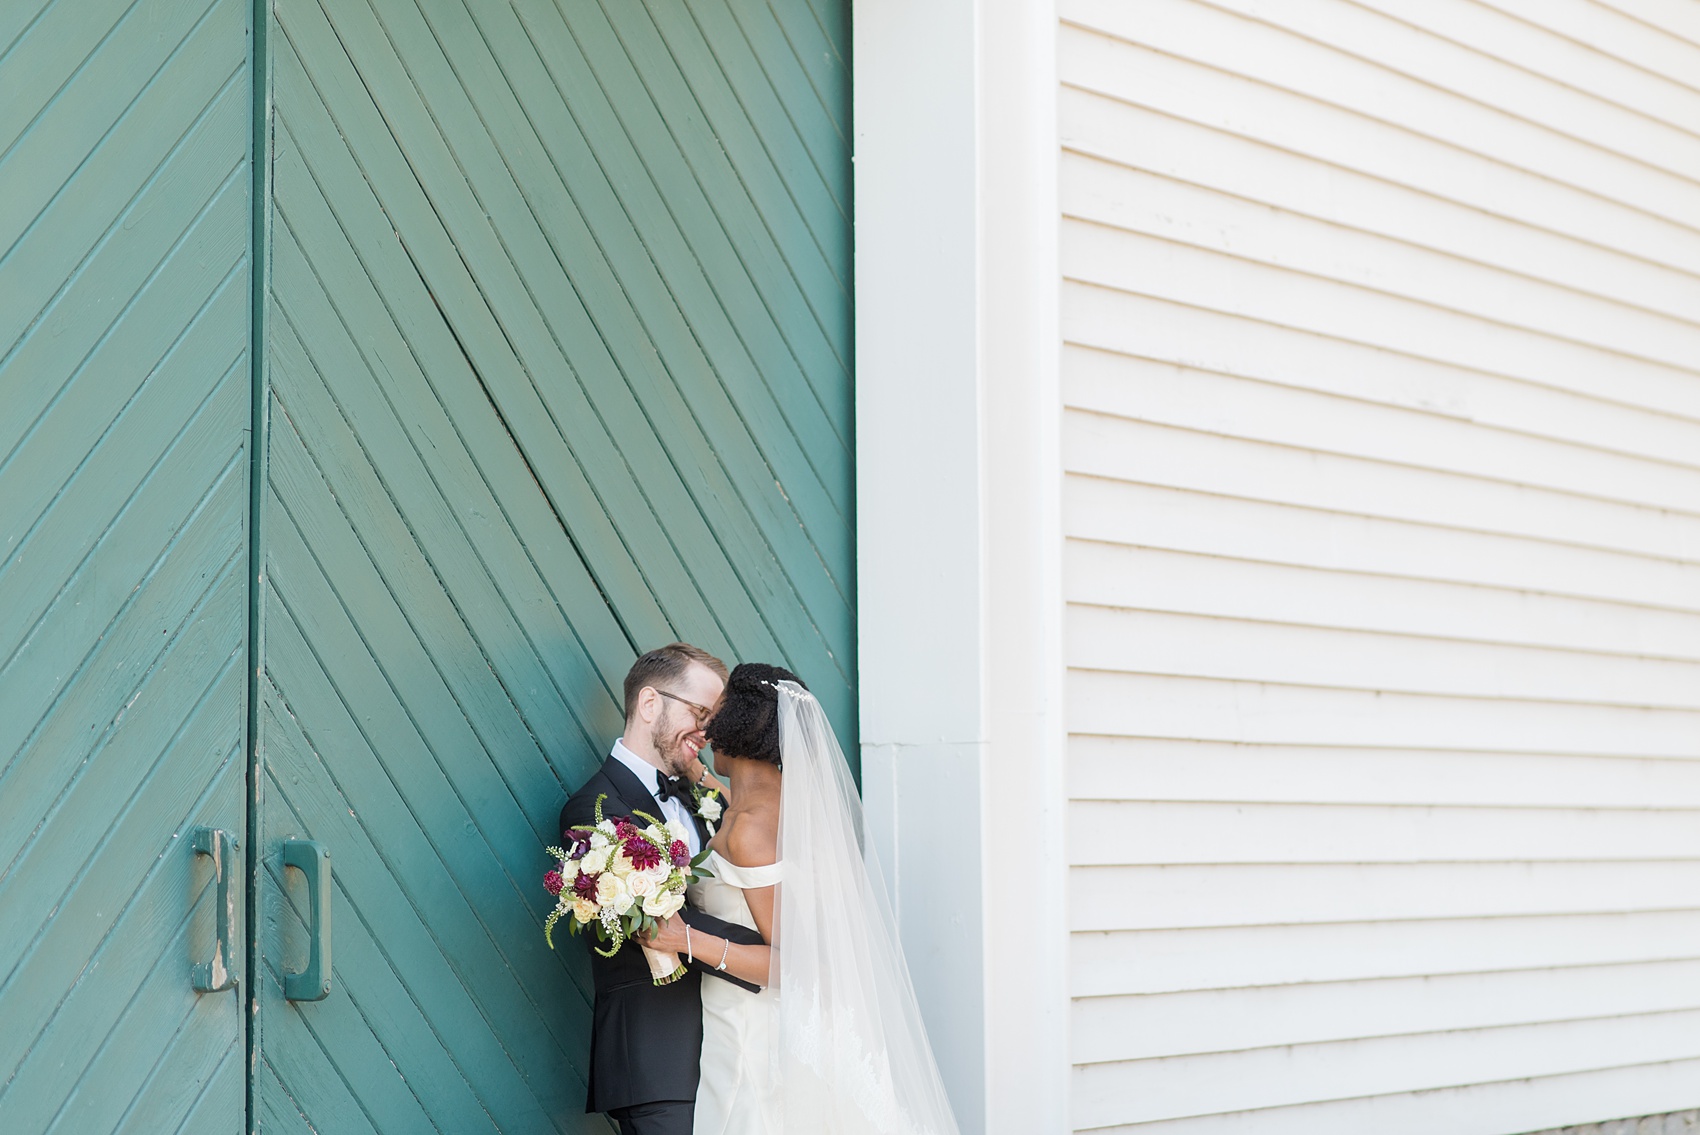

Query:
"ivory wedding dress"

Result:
[[690, 682, 959, 1135], [690, 849, 783, 1134]]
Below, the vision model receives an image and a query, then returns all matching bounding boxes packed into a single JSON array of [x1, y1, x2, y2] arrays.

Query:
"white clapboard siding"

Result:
[[1064, 154, 1700, 371], [1359, 0, 1700, 134], [1069, 738, 1700, 809], [1081, 1059, 1700, 1135], [1071, 1010, 1700, 1129], [1065, 350, 1700, 531], [1067, 478, 1700, 615], [1072, 911, 1700, 997], [1060, 22, 1700, 277], [1059, 0, 1700, 1129], [1072, 860, 1700, 933], [1075, 959, 1700, 1063], [1068, 544, 1700, 662], [1061, 90, 1700, 326]]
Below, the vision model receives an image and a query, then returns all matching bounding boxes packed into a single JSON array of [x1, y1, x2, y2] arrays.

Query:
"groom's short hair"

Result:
[[623, 642, 729, 723]]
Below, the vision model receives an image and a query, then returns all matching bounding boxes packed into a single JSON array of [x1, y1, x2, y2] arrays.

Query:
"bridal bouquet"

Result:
[[544, 793, 711, 985]]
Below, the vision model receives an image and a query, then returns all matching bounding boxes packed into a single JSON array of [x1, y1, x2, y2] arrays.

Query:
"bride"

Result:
[[642, 663, 960, 1135]]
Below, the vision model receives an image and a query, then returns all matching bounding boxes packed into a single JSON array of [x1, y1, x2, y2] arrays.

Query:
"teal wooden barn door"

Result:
[[0, 0, 848, 1129], [0, 0, 255, 1131], [251, 0, 852, 1131]]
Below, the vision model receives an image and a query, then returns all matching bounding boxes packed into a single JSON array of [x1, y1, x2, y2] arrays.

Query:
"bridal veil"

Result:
[[771, 680, 961, 1135]]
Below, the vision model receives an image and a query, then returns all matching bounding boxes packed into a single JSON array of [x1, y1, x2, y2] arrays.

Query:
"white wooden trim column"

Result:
[[853, 1, 1066, 1130]]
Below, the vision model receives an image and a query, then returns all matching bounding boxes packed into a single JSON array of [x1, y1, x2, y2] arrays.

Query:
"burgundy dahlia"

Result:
[[543, 869, 565, 896], [669, 840, 691, 868], [572, 872, 599, 900], [624, 836, 662, 871]]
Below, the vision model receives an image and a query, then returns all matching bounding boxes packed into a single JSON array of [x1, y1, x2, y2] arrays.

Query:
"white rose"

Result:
[[610, 891, 635, 916], [643, 823, 665, 841], [643, 888, 686, 919], [697, 794, 723, 822], [595, 872, 627, 905], [612, 850, 640, 877], [573, 898, 598, 923], [627, 872, 658, 898], [666, 818, 690, 844], [590, 829, 611, 849], [580, 847, 610, 875]]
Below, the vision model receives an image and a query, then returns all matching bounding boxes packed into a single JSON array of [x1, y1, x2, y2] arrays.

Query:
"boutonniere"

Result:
[[691, 784, 724, 833]]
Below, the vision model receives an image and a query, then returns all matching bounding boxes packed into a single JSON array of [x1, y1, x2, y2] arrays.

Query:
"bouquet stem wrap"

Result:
[[643, 944, 686, 985]]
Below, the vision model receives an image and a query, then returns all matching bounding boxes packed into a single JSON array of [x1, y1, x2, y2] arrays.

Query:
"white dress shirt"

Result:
[[610, 739, 701, 855]]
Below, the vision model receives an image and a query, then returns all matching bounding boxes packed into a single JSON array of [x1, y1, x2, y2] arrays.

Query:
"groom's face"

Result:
[[650, 661, 725, 778]]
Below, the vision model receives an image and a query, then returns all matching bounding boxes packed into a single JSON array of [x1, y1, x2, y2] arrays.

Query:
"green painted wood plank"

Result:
[[688, 0, 848, 217], [759, 0, 851, 145], [0, 537, 245, 960], [0, 0, 190, 158], [268, 24, 679, 652], [0, 719, 243, 1115], [614, 0, 850, 285], [273, 8, 749, 658], [0, 348, 247, 783], [0, 1, 248, 358], [458, 0, 857, 645], [261, 429, 595, 1058], [0, 450, 246, 874], [256, 1059, 320, 1135], [521, 0, 850, 390], [266, 301, 571, 836], [0, 0, 54, 67], [259, 692, 583, 1132], [258, 600, 586, 1124], [36, 757, 244, 1135], [258, 869, 441, 1135], [0, 263, 247, 653], [144, 1038, 240, 1135], [380, 0, 855, 652], [255, 1011, 381, 1135], [260, 123, 635, 720], [264, 186, 630, 748], [0, 150, 246, 498], [267, 222, 610, 803], [455, 0, 852, 477], [592, 0, 852, 374], [305, 0, 851, 708], [262, 765, 512, 1135]]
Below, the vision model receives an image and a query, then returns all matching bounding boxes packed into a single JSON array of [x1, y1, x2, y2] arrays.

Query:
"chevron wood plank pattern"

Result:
[[256, 0, 852, 1128]]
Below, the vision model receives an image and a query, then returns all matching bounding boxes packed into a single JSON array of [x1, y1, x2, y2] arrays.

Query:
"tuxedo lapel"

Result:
[[599, 754, 661, 819]]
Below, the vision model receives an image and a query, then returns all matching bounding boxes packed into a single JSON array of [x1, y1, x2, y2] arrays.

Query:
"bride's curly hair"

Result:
[[705, 662, 805, 768]]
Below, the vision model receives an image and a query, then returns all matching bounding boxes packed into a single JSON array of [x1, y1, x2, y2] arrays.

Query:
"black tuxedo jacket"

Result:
[[559, 754, 765, 1114]]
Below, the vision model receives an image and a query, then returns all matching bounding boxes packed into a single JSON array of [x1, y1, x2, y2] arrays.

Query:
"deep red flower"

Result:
[[572, 872, 599, 900], [624, 836, 662, 871], [669, 840, 691, 868], [543, 869, 565, 896]]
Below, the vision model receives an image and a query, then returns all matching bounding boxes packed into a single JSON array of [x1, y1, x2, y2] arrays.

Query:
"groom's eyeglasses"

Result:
[[653, 688, 713, 726]]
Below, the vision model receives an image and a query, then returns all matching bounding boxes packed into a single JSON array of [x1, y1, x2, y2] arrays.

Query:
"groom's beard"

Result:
[[649, 705, 697, 778]]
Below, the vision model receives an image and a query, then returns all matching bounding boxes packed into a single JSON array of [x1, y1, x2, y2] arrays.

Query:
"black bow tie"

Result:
[[655, 775, 693, 807]]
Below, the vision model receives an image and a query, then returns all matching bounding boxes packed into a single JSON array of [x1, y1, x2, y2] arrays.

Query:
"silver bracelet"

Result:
[[685, 922, 694, 963], [716, 937, 730, 971]]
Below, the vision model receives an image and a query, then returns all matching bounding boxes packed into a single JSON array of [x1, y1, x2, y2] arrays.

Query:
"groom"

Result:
[[560, 642, 765, 1135]]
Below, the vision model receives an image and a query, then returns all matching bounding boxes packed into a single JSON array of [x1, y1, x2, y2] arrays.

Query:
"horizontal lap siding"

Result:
[[1059, 0, 1700, 1130]]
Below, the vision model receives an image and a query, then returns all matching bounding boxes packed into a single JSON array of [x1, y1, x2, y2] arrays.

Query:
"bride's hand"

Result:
[[642, 915, 691, 955]]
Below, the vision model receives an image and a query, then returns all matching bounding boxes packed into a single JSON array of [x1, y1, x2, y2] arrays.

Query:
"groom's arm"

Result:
[[678, 906, 765, 992]]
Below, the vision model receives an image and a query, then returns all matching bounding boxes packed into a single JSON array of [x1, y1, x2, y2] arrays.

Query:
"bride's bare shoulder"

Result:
[[721, 809, 779, 870]]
